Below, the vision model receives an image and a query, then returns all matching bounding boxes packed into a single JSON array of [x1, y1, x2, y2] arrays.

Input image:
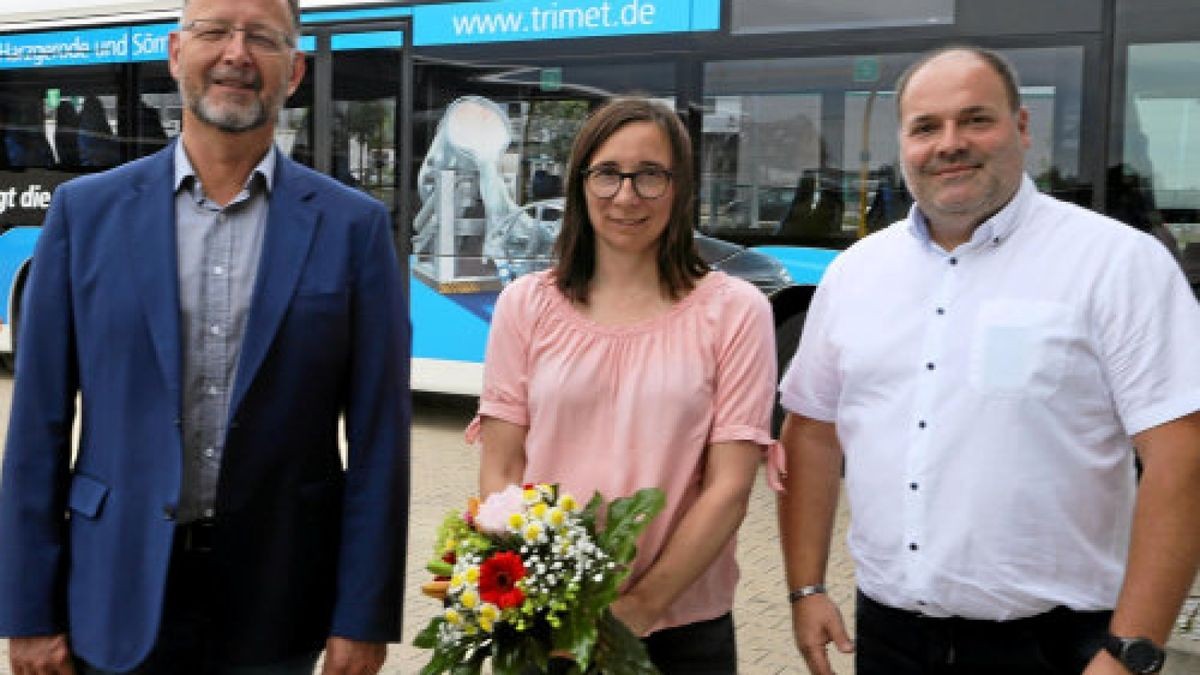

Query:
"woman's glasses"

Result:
[[582, 165, 673, 199]]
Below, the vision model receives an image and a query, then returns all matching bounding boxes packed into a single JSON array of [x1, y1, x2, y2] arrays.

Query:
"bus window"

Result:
[[1119, 41, 1200, 290], [700, 47, 1085, 248]]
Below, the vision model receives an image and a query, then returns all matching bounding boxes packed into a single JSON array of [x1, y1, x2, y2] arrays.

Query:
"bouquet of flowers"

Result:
[[414, 482, 666, 674]]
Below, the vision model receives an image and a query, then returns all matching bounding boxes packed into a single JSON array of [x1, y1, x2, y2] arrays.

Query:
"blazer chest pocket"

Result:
[[968, 299, 1079, 398], [68, 473, 110, 520]]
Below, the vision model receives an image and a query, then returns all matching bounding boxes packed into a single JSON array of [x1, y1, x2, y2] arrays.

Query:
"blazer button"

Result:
[[162, 505, 177, 521]]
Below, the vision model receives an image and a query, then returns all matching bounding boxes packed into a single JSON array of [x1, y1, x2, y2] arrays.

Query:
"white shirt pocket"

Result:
[[969, 299, 1078, 398]]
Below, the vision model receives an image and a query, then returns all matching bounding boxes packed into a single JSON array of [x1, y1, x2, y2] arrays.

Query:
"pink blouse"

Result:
[[467, 269, 778, 632]]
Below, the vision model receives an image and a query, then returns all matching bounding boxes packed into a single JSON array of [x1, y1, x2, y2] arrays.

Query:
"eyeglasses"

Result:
[[181, 19, 295, 55], [582, 166, 673, 200]]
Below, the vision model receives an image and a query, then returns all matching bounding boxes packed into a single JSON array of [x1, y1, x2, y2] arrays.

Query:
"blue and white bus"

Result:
[[1, 0, 1197, 406]]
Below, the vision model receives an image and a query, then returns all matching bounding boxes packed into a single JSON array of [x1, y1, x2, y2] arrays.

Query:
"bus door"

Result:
[[285, 19, 413, 258]]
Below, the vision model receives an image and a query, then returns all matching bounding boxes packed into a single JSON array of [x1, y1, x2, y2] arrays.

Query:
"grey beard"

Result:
[[191, 95, 270, 133]]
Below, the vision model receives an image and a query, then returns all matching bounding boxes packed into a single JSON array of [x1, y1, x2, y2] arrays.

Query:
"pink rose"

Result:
[[475, 484, 524, 535]]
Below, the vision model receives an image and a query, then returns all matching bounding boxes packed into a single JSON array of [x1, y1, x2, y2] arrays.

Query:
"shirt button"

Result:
[[926, 362, 935, 370], [949, 257, 958, 265], [210, 325, 222, 336], [918, 420, 927, 429], [910, 482, 919, 491], [936, 307, 946, 315], [203, 508, 215, 519], [909, 543, 919, 551], [203, 447, 216, 459], [208, 385, 220, 396], [212, 265, 225, 276]]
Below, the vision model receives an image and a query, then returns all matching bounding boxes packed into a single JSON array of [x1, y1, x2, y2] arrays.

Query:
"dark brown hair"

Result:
[[554, 98, 707, 304], [895, 45, 1022, 118]]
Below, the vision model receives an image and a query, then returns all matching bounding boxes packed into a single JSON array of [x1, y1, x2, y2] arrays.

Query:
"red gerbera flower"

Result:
[[479, 551, 526, 609]]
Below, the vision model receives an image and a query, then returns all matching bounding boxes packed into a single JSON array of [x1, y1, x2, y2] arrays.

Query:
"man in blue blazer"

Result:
[[0, 0, 410, 672]]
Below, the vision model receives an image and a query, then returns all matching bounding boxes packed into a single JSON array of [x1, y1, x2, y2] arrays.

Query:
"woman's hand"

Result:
[[609, 592, 663, 637]]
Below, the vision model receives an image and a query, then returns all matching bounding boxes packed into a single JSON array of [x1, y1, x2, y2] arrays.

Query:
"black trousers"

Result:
[[77, 523, 321, 675], [644, 612, 737, 675], [541, 611, 737, 675], [856, 591, 1110, 675]]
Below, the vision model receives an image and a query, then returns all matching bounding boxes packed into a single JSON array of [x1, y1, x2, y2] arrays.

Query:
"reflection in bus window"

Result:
[[79, 95, 119, 168], [1121, 41, 1200, 290], [54, 100, 81, 168]]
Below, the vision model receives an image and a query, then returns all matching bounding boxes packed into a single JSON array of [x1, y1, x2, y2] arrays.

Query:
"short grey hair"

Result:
[[181, 0, 301, 33]]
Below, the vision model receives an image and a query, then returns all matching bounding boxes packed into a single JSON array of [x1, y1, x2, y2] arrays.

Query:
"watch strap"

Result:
[[787, 583, 827, 603]]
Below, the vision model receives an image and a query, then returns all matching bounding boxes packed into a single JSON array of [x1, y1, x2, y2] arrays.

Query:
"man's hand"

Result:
[[791, 594, 854, 675], [320, 637, 386, 675], [9, 635, 75, 675], [1082, 646, 1132, 675]]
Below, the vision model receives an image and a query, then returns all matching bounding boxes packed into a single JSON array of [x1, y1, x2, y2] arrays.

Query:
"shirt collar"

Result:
[[173, 140, 277, 197], [906, 173, 1035, 251]]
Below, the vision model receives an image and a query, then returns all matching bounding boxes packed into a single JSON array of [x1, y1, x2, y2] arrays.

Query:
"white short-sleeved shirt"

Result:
[[780, 175, 1200, 620]]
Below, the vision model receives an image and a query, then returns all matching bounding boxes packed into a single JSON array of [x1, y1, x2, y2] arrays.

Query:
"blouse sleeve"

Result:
[[707, 279, 785, 489], [465, 276, 536, 444]]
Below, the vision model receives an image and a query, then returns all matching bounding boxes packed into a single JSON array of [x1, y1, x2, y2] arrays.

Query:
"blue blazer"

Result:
[[0, 143, 411, 670]]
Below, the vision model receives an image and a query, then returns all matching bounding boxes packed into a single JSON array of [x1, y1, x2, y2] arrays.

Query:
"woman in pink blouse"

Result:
[[469, 98, 778, 673]]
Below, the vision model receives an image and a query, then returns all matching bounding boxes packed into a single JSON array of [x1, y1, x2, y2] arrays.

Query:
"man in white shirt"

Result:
[[777, 46, 1200, 675]]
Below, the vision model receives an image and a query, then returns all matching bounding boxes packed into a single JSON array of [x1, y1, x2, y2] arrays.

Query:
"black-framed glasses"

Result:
[[181, 19, 295, 55], [582, 166, 673, 199]]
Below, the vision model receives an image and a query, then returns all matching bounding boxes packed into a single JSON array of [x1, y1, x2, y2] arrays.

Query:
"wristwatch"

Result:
[[1103, 633, 1165, 674]]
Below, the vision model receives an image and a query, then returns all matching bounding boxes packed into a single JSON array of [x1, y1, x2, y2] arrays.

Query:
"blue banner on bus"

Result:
[[414, 0, 719, 46], [0, 0, 719, 68], [0, 22, 172, 69]]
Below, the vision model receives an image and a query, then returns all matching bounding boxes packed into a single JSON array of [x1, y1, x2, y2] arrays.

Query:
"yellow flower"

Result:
[[524, 522, 544, 542], [523, 487, 541, 504], [444, 538, 457, 552], [531, 502, 548, 519], [444, 608, 462, 625], [508, 512, 526, 530], [559, 494, 579, 512], [449, 574, 464, 590], [547, 507, 566, 527], [464, 566, 480, 585], [460, 589, 479, 609], [478, 603, 499, 632]]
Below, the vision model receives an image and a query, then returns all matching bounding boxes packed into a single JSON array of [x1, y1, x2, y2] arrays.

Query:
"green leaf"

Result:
[[599, 488, 666, 566], [592, 610, 662, 674], [449, 650, 486, 675], [413, 617, 445, 649], [426, 560, 454, 576], [492, 635, 549, 675], [551, 610, 599, 671]]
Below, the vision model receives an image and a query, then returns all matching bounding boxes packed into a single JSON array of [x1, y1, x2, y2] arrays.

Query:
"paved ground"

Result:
[[0, 379, 1196, 673]]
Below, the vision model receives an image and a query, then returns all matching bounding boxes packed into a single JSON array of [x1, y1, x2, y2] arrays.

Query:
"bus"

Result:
[[1, 0, 1197, 406]]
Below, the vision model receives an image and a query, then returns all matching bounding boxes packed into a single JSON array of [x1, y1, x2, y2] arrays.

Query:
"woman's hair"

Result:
[[554, 97, 706, 304]]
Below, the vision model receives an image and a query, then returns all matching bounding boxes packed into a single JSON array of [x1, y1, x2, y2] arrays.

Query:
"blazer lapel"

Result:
[[125, 146, 183, 405], [229, 157, 319, 417]]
